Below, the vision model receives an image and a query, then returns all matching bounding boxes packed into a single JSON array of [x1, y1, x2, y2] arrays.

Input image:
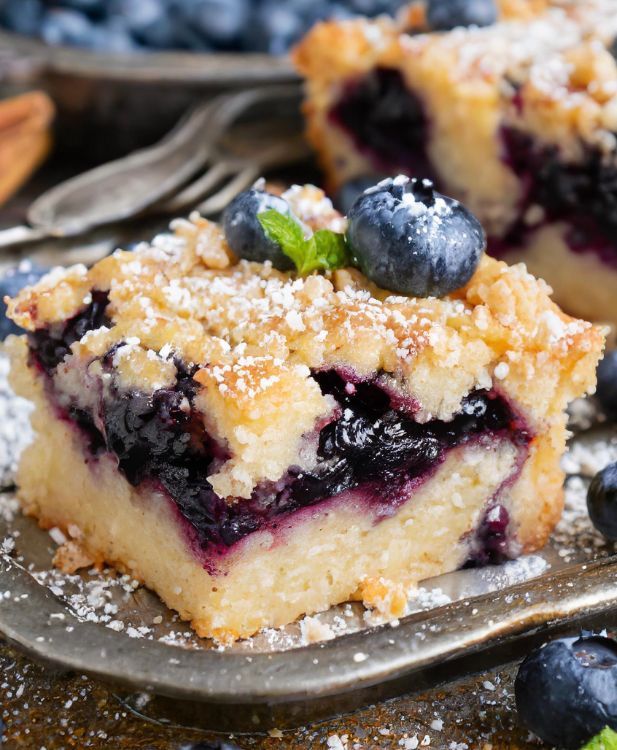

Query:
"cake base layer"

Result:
[[10, 339, 564, 641]]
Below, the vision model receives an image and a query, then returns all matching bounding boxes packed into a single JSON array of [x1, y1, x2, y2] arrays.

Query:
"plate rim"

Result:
[[0, 30, 298, 85]]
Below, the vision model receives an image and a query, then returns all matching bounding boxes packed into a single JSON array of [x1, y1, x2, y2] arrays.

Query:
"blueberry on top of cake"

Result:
[[5, 180, 604, 641], [294, 0, 617, 325]]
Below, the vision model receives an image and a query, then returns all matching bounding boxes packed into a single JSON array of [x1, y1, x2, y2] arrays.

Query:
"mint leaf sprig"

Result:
[[581, 727, 617, 749], [257, 209, 351, 275]]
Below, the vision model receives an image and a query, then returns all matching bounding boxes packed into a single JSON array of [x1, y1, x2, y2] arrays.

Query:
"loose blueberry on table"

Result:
[[587, 462, 617, 542], [595, 353, 617, 420], [515, 633, 617, 748]]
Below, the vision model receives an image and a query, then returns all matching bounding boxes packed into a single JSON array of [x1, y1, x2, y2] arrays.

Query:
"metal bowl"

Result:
[[0, 30, 299, 160]]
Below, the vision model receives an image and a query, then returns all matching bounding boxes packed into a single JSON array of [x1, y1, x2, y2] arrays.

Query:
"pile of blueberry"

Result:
[[0, 0, 403, 54], [0, 0, 498, 55]]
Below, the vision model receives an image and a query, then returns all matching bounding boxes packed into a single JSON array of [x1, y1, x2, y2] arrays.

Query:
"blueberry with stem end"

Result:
[[515, 633, 617, 748], [587, 462, 617, 541], [426, 0, 498, 31], [346, 175, 485, 297], [222, 188, 295, 270]]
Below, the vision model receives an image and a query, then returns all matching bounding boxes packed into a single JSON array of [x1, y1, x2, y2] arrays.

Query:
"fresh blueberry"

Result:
[[426, 0, 498, 31], [56, 0, 107, 17], [0, 262, 47, 340], [40, 8, 97, 47], [222, 189, 295, 270], [115, 0, 189, 49], [303, 2, 355, 25], [108, 0, 160, 34], [0, 0, 43, 36], [610, 37, 617, 61], [347, 0, 404, 15], [248, 1, 306, 55], [596, 352, 617, 419], [346, 176, 485, 297], [335, 174, 384, 215], [587, 462, 617, 541], [515, 633, 617, 748], [190, 0, 250, 47], [91, 17, 140, 52]]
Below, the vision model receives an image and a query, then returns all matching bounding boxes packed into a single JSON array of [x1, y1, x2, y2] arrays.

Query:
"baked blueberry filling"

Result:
[[28, 290, 112, 375], [497, 127, 617, 265], [25, 294, 532, 565], [329, 68, 434, 180]]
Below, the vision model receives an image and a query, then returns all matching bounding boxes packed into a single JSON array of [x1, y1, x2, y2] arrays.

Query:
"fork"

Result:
[[0, 84, 307, 250]]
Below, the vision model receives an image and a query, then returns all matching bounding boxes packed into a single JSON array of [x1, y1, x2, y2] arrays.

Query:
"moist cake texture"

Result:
[[6, 185, 604, 640], [294, 0, 617, 324]]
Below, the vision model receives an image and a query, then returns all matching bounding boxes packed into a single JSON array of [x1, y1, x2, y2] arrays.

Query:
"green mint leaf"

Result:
[[581, 728, 617, 750], [257, 209, 305, 269], [312, 229, 351, 272], [257, 209, 350, 275]]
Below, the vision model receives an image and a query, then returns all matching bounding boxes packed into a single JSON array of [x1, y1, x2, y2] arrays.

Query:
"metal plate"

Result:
[[0, 408, 616, 730]]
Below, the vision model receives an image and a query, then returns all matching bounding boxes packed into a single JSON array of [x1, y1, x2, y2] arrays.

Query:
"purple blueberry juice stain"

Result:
[[329, 67, 435, 181], [26, 294, 532, 570]]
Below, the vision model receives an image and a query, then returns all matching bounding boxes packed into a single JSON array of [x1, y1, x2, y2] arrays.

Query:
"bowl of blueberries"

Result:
[[0, 0, 406, 158]]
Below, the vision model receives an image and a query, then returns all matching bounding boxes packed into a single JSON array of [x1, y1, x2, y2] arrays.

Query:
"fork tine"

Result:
[[161, 161, 238, 214], [203, 84, 301, 140], [164, 133, 310, 215], [193, 165, 261, 216]]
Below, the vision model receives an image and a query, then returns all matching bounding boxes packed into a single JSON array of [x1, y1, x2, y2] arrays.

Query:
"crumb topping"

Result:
[[6, 192, 604, 497]]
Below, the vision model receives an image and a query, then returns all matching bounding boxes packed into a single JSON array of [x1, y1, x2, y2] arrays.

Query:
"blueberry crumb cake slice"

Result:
[[6, 177, 604, 641], [294, 0, 617, 326]]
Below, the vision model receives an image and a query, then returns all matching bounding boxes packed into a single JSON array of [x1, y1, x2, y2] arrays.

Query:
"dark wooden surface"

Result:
[[0, 638, 533, 749]]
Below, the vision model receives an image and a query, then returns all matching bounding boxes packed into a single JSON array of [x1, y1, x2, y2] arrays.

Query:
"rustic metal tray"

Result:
[[0, 408, 616, 730]]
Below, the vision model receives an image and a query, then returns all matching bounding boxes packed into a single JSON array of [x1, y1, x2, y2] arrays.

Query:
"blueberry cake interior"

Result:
[[294, 0, 617, 324], [6, 182, 603, 640]]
